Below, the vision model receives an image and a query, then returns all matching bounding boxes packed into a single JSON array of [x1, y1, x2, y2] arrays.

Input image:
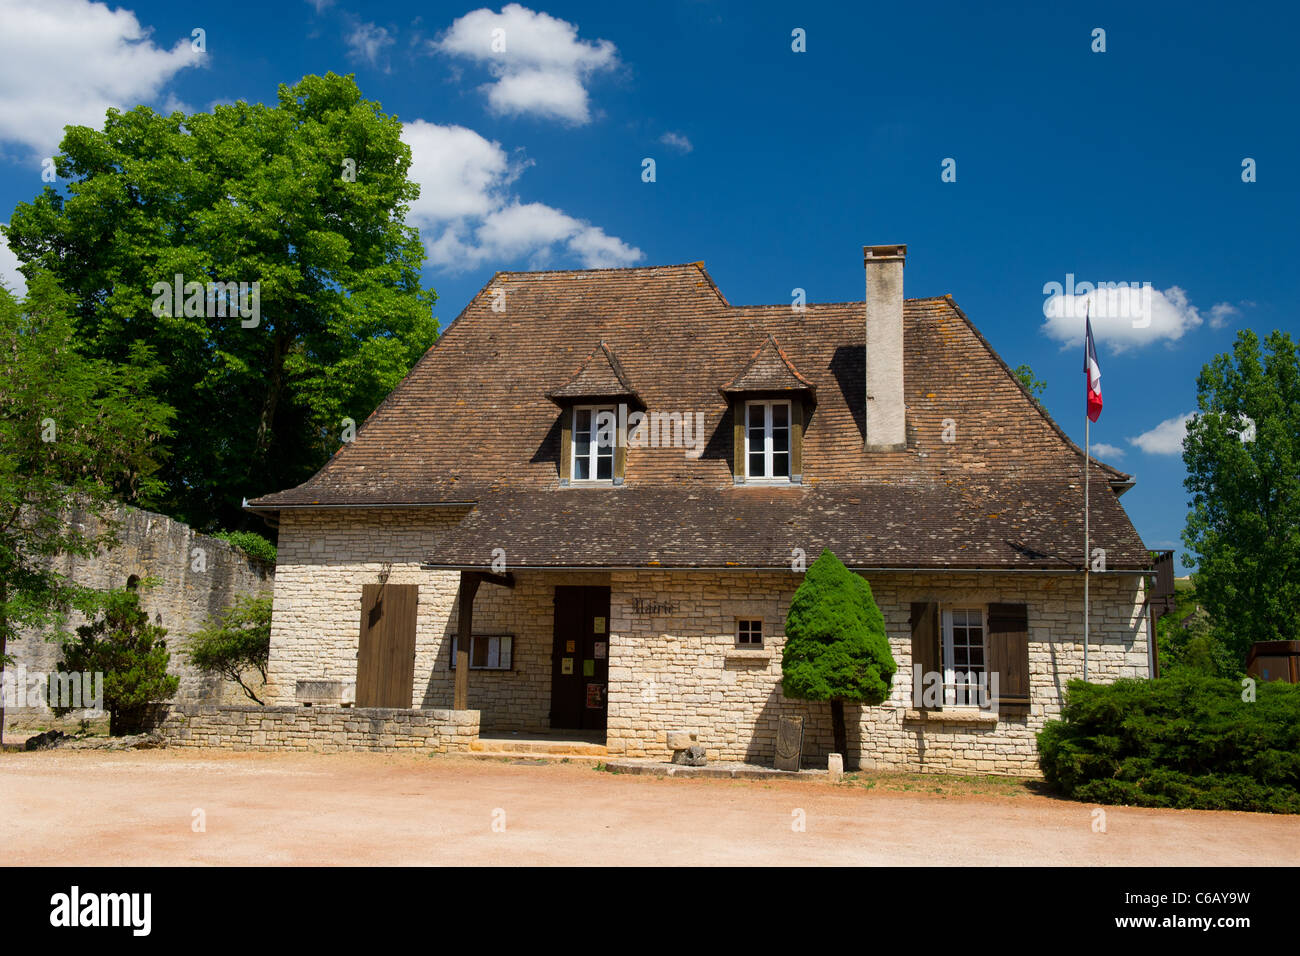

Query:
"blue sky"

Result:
[[1, 0, 1297, 572]]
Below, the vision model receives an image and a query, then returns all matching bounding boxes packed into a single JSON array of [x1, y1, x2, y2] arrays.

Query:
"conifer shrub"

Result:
[[782, 549, 897, 767], [1037, 674, 1300, 813]]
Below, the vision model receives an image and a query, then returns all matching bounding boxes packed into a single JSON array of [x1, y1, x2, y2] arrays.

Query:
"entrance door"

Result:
[[355, 583, 419, 708], [550, 586, 610, 731]]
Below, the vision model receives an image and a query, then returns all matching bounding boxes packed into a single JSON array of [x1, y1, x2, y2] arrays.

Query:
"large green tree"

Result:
[[0, 273, 173, 742], [1182, 329, 1300, 664], [3, 72, 439, 532], [782, 549, 897, 769]]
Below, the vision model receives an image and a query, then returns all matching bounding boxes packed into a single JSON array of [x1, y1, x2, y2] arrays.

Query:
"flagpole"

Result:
[[1084, 412, 1090, 683], [1083, 302, 1091, 683]]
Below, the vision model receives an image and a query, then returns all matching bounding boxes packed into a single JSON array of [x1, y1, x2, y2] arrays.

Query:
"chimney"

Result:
[[864, 243, 907, 450]]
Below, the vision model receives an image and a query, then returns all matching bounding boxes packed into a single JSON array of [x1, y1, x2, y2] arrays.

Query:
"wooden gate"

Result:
[[355, 583, 419, 708]]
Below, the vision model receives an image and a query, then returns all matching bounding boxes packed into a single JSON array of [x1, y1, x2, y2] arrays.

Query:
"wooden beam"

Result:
[[477, 570, 515, 589], [453, 572, 481, 711]]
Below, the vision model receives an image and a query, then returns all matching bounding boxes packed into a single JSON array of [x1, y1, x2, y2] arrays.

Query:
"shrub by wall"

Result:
[[1037, 675, 1300, 813]]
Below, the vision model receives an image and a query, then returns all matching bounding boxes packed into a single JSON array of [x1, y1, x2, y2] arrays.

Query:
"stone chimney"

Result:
[[864, 243, 907, 450]]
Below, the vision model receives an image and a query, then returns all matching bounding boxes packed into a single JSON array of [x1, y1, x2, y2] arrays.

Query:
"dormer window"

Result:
[[745, 400, 792, 481], [546, 342, 642, 488], [719, 334, 815, 486], [572, 405, 616, 482]]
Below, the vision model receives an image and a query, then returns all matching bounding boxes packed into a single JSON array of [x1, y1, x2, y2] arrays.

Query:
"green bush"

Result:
[[1037, 674, 1300, 813], [213, 530, 277, 564], [55, 587, 179, 735], [187, 594, 273, 704]]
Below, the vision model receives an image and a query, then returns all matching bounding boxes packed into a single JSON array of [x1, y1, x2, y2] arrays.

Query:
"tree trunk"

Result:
[[830, 698, 850, 770]]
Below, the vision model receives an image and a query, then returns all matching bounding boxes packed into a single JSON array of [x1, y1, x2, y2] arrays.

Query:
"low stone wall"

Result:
[[158, 704, 480, 753]]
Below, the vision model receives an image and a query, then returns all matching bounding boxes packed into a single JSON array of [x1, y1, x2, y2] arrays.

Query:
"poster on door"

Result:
[[586, 683, 604, 708]]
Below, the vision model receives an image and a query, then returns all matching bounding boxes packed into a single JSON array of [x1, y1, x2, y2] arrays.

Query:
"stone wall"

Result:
[[267, 508, 1151, 775], [6, 503, 274, 730], [606, 569, 1150, 774], [267, 508, 607, 730], [158, 704, 479, 753]]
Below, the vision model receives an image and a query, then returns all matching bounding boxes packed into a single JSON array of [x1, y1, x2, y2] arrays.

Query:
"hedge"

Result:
[[1037, 674, 1300, 813]]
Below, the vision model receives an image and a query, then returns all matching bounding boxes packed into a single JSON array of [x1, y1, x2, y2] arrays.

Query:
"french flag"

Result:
[[1084, 312, 1103, 422]]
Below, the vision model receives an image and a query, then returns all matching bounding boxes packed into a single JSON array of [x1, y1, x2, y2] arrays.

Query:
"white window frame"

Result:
[[449, 633, 514, 671], [571, 404, 617, 483], [743, 399, 792, 482], [941, 606, 988, 708]]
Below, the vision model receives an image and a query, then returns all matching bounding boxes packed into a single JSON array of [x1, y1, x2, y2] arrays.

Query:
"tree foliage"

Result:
[[55, 586, 179, 735], [1181, 329, 1300, 664], [0, 275, 172, 739], [187, 593, 273, 705], [3, 72, 439, 533], [1013, 363, 1047, 402]]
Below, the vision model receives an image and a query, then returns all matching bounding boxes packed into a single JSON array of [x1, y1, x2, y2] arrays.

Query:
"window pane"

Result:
[[576, 409, 591, 433], [772, 403, 788, 427], [575, 456, 590, 480], [772, 452, 790, 477], [773, 428, 789, 453], [596, 455, 612, 480], [748, 452, 766, 477]]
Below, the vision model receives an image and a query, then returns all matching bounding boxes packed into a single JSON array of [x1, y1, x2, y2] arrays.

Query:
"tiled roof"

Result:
[[546, 340, 643, 405], [249, 263, 1145, 570], [420, 480, 1149, 571], [720, 333, 816, 397]]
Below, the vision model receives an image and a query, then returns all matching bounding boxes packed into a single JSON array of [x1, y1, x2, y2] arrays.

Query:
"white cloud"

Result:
[[0, 228, 27, 298], [434, 4, 617, 123], [0, 0, 203, 156], [403, 120, 642, 271], [659, 131, 693, 153], [345, 21, 394, 67], [1041, 283, 1214, 352], [1129, 412, 1195, 455], [1208, 302, 1239, 329], [1090, 442, 1125, 460]]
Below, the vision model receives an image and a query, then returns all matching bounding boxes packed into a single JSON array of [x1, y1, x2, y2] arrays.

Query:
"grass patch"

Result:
[[842, 770, 1040, 798]]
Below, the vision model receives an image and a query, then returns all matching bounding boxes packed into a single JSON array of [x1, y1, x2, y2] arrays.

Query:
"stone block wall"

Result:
[[6, 503, 274, 730], [158, 704, 479, 752], [605, 569, 1150, 774], [268, 509, 607, 730], [267, 508, 1151, 775]]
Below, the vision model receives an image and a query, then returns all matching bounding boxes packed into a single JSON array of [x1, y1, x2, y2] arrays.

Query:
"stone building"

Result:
[[247, 244, 1155, 773]]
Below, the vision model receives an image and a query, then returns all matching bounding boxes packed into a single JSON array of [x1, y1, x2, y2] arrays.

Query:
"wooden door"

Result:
[[355, 583, 419, 708], [550, 586, 610, 731]]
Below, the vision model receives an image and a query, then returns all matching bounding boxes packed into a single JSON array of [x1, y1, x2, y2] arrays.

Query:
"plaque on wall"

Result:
[[774, 715, 804, 772]]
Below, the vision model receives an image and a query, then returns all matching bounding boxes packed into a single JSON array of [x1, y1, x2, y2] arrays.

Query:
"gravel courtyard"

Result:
[[3, 750, 1296, 866]]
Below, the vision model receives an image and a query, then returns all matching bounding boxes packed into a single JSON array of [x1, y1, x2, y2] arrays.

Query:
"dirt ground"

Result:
[[2, 750, 1297, 866]]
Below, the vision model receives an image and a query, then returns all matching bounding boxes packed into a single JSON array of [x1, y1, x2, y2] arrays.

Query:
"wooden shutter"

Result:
[[987, 603, 1030, 715], [355, 583, 419, 708], [910, 602, 940, 708]]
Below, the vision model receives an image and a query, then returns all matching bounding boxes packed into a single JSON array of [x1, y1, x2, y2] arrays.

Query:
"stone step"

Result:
[[470, 737, 608, 756]]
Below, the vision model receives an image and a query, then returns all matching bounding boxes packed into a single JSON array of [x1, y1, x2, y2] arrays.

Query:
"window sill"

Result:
[[725, 648, 771, 661], [902, 708, 1000, 724]]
